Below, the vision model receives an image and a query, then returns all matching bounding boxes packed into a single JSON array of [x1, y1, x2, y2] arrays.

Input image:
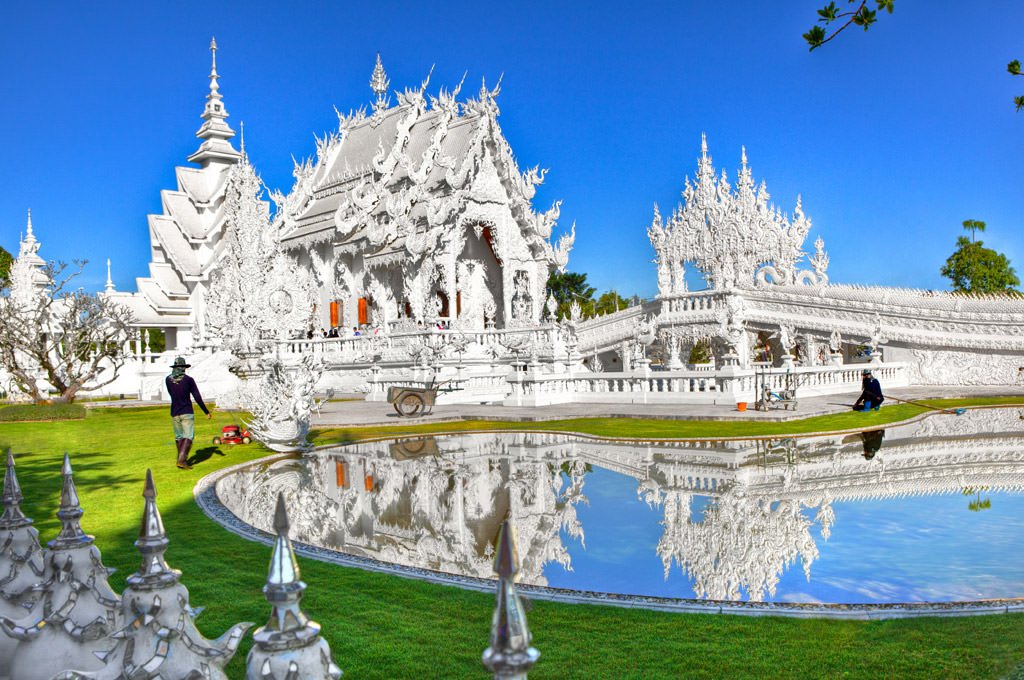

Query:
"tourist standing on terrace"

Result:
[[166, 357, 212, 470]]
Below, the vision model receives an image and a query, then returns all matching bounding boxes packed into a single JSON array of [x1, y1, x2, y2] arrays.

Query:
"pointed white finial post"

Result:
[[104, 258, 115, 293], [370, 53, 390, 112], [740, 145, 748, 169], [482, 520, 539, 680], [239, 120, 246, 155], [24, 208, 34, 242], [246, 492, 342, 679], [1, 449, 29, 529], [51, 452, 91, 549], [188, 36, 240, 166], [700, 132, 708, 158], [210, 37, 219, 92]]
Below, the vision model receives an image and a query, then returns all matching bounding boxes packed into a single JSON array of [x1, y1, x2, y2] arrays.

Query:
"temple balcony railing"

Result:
[[276, 324, 570, 366], [502, 362, 908, 407]]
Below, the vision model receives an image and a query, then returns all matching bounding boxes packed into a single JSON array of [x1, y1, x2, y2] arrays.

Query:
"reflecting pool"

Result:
[[215, 408, 1024, 604]]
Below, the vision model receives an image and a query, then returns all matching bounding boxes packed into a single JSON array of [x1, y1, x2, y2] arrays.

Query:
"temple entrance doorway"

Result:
[[457, 223, 504, 328]]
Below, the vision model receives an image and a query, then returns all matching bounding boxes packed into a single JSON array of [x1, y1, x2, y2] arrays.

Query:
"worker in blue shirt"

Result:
[[165, 357, 212, 469]]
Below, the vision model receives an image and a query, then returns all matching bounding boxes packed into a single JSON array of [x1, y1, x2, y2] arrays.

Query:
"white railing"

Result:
[[502, 363, 908, 407]]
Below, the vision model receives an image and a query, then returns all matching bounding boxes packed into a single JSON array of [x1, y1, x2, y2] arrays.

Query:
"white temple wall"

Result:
[[900, 347, 1024, 386]]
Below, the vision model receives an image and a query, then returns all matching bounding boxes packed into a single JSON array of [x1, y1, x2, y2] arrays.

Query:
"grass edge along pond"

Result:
[[1, 400, 1024, 679]]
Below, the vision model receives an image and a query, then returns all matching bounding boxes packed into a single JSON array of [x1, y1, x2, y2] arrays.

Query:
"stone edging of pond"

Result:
[[193, 437, 1024, 620]]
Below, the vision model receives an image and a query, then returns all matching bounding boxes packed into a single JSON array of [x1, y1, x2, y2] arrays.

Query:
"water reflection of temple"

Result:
[[215, 409, 1024, 602], [218, 434, 588, 585]]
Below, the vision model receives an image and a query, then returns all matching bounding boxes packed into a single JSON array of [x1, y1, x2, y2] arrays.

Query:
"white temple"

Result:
[[7, 41, 1024, 403], [275, 55, 573, 333]]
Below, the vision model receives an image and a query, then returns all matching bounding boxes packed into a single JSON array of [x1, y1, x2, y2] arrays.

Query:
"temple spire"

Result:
[[104, 258, 115, 293], [370, 53, 390, 112], [24, 209, 34, 244], [188, 37, 241, 167]]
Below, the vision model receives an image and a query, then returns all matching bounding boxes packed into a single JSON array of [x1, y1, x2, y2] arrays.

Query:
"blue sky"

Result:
[[1, 2, 1021, 296]]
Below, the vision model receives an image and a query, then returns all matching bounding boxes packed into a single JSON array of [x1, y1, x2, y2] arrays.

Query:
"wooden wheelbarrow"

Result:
[[387, 379, 460, 417]]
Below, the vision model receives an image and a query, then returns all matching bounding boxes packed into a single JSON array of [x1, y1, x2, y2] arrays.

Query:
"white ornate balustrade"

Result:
[[503, 363, 907, 407]]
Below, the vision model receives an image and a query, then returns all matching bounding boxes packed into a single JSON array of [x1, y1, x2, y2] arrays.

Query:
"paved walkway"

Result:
[[311, 385, 1024, 428]]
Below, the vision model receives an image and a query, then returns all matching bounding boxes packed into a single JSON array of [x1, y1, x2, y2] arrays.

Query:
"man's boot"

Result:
[[176, 438, 192, 470], [180, 438, 194, 465]]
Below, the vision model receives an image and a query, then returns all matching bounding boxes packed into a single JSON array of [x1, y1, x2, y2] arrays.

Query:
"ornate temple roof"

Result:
[[277, 57, 571, 267]]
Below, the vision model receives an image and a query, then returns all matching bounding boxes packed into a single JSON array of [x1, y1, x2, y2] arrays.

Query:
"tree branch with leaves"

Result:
[[1009, 59, 1023, 111], [803, 0, 894, 51], [805, 3, 1021, 112]]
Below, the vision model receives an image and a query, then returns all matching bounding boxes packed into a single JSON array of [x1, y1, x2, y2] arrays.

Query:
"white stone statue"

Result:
[[241, 356, 325, 453]]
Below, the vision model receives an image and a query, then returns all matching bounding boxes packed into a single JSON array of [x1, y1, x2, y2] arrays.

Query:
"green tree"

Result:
[[546, 270, 596, 319], [594, 290, 629, 316], [0, 246, 12, 288], [689, 339, 712, 365], [940, 220, 1020, 294]]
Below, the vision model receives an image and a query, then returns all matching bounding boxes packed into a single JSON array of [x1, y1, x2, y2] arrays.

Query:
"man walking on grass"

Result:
[[166, 357, 211, 469]]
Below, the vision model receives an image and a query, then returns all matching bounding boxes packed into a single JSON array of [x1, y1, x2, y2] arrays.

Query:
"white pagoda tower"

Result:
[[110, 38, 243, 351]]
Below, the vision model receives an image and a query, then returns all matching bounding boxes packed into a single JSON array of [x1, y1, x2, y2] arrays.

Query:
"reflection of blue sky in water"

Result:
[[544, 469, 1024, 603], [797, 493, 1024, 604]]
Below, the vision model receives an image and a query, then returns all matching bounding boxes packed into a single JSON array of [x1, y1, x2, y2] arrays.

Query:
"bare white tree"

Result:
[[0, 260, 134, 403]]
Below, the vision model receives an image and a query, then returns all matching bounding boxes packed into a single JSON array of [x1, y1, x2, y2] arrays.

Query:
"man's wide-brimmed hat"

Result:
[[171, 357, 191, 369], [862, 369, 872, 375]]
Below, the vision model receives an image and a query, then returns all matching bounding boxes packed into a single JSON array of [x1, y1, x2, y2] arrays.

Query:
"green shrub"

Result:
[[0, 403, 87, 422]]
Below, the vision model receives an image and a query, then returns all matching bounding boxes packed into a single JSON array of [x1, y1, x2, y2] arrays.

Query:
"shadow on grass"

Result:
[[0, 449, 138, 495], [188, 446, 225, 466]]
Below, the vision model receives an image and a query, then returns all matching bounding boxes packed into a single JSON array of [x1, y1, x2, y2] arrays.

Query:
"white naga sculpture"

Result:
[[648, 135, 828, 293], [241, 356, 326, 453]]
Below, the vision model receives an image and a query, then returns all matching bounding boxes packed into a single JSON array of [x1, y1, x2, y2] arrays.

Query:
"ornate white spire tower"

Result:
[[10, 209, 49, 311], [104, 258, 115, 293], [188, 37, 241, 167], [17, 209, 42, 264], [370, 53, 390, 112], [120, 38, 249, 352]]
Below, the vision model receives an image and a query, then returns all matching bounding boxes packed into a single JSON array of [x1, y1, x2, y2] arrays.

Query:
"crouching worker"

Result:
[[852, 369, 884, 411], [166, 357, 212, 469]]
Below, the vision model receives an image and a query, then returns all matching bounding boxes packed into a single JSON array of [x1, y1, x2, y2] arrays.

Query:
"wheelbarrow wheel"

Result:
[[396, 392, 425, 417]]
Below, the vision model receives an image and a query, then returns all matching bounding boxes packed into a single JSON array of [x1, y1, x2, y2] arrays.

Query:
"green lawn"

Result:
[[2, 402, 1024, 679]]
